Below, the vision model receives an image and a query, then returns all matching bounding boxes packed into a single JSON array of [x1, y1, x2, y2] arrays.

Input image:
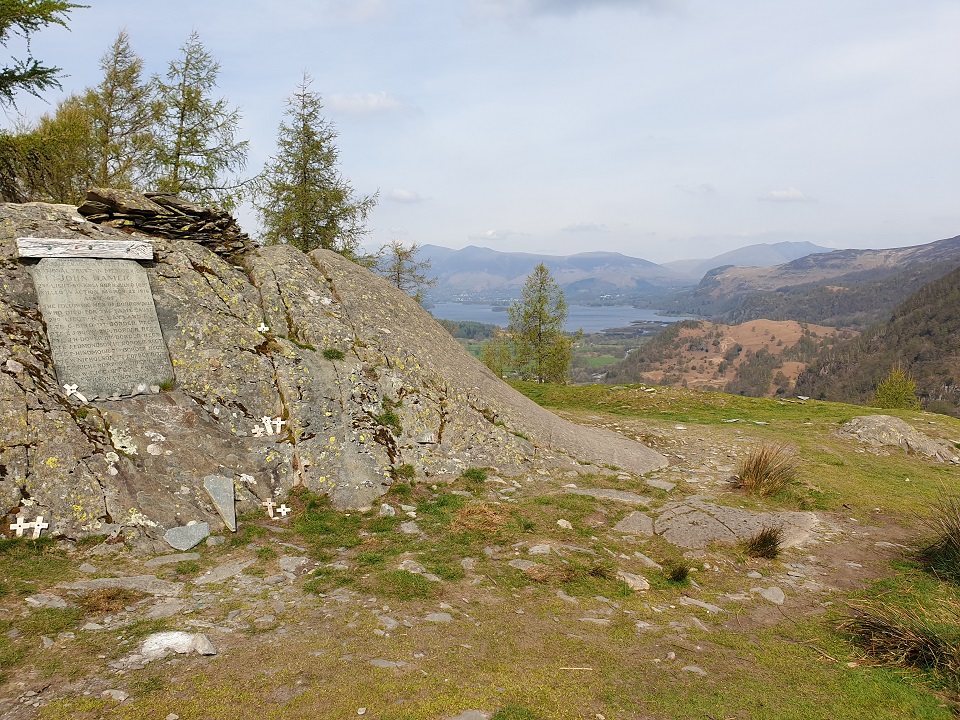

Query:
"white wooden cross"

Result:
[[63, 384, 88, 403], [10, 515, 31, 537], [260, 416, 275, 436], [272, 417, 286, 434], [31, 516, 49, 539], [251, 426, 265, 437], [257, 322, 270, 333], [262, 499, 276, 518], [276, 504, 291, 517]]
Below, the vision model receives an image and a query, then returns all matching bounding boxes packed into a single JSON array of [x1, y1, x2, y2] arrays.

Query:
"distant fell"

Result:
[[420, 245, 690, 302], [795, 263, 960, 416], [668, 234, 960, 329], [663, 241, 832, 280]]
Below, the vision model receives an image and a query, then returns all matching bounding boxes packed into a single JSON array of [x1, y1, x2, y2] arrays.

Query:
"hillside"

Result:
[[795, 263, 960, 416], [421, 245, 689, 302], [663, 240, 831, 280], [667, 234, 960, 329], [604, 319, 852, 396]]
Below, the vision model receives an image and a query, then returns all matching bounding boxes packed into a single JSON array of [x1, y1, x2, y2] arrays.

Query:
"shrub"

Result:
[[322, 347, 345, 361], [77, 588, 145, 614], [874, 365, 921, 410], [921, 491, 960, 584], [452, 502, 505, 533], [735, 444, 797, 497], [743, 526, 783, 559]]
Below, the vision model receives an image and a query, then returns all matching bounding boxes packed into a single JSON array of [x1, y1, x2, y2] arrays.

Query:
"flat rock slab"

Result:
[[654, 497, 818, 550], [164, 523, 210, 550], [25, 593, 69, 609], [753, 586, 786, 605], [203, 475, 236, 531], [616, 570, 650, 591], [140, 631, 216, 660], [645, 478, 677, 492], [447, 713, 491, 720], [565, 488, 653, 505], [144, 552, 200, 568], [58, 575, 183, 597], [144, 598, 187, 619], [613, 511, 654, 536], [192, 559, 254, 585], [424, 612, 453, 623]]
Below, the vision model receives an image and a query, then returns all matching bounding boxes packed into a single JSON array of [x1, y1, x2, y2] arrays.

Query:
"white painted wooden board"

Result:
[[16, 237, 153, 260]]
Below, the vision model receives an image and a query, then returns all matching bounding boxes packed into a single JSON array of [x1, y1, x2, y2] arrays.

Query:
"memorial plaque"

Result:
[[31, 258, 174, 398]]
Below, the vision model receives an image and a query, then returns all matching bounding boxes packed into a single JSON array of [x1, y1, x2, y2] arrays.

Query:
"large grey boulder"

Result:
[[839, 415, 960, 463], [0, 197, 665, 544]]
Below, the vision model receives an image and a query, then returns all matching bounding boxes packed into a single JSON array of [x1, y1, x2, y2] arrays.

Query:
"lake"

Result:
[[429, 302, 687, 334]]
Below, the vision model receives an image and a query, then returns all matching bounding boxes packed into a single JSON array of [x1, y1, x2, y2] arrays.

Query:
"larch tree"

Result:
[[153, 31, 247, 207], [84, 30, 157, 189], [507, 263, 575, 384], [0, 0, 82, 107], [254, 72, 377, 258], [376, 240, 436, 303]]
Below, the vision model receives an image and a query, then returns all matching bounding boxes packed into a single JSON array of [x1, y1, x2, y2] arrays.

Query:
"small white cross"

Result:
[[276, 504, 291, 517], [63, 383, 78, 396], [262, 499, 276, 518], [257, 322, 270, 333], [251, 426, 265, 437], [261, 416, 275, 436], [272, 417, 286, 434], [10, 515, 31, 537], [31, 516, 48, 539]]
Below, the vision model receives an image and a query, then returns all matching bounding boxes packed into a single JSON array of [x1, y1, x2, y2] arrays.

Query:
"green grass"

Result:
[[0, 537, 75, 596]]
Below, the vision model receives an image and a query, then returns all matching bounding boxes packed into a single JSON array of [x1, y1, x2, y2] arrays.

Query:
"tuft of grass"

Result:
[[374, 399, 402, 433], [736, 444, 798, 497], [175, 560, 201, 575], [0, 537, 74, 596], [322, 347, 345, 361], [460, 467, 490, 484], [664, 561, 690, 584], [743, 526, 784, 559], [921, 490, 960, 584], [77, 588, 145, 614], [842, 596, 960, 690], [451, 502, 505, 533], [19, 607, 83, 636], [392, 463, 415, 481], [373, 570, 440, 601]]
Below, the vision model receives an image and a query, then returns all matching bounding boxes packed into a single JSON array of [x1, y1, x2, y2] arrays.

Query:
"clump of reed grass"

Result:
[[743, 525, 784, 559], [735, 444, 798, 497], [921, 490, 960, 584]]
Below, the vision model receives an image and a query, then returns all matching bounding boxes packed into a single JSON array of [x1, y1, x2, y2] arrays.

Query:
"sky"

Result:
[[6, 0, 960, 263]]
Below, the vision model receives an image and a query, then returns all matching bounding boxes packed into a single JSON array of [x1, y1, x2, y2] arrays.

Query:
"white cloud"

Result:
[[677, 183, 717, 196], [561, 221, 608, 233], [327, 91, 404, 115], [387, 188, 425, 203], [761, 187, 815, 203], [468, 229, 529, 242], [469, 0, 675, 18]]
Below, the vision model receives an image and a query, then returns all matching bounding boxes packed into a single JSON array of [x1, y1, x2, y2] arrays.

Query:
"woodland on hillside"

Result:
[[796, 264, 960, 417]]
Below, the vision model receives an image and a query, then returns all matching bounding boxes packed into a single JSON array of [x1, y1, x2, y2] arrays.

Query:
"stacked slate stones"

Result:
[[76, 187, 254, 261]]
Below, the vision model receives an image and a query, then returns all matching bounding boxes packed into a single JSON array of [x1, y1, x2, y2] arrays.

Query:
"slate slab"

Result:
[[613, 511, 654, 536], [203, 475, 236, 531], [565, 488, 653, 505], [58, 575, 183, 597], [164, 523, 210, 551], [144, 552, 200, 568], [655, 496, 818, 550], [140, 631, 216, 659], [30, 258, 173, 398], [192, 559, 254, 585]]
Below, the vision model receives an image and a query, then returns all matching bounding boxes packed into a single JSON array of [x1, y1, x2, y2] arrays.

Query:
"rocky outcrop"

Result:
[[838, 415, 960, 463], [0, 194, 665, 547]]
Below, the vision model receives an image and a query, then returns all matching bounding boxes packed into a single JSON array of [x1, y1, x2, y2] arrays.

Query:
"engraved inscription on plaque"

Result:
[[31, 258, 174, 397]]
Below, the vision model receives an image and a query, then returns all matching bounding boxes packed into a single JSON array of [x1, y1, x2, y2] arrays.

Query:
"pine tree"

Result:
[[508, 263, 574, 383], [153, 31, 247, 207], [0, 1, 82, 106], [254, 73, 377, 257], [376, 240, 436, 303], [84, 30, 157, 189]]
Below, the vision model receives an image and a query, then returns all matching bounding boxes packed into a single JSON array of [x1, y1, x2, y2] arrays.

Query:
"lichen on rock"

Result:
[[0, 192, 666, 546]]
